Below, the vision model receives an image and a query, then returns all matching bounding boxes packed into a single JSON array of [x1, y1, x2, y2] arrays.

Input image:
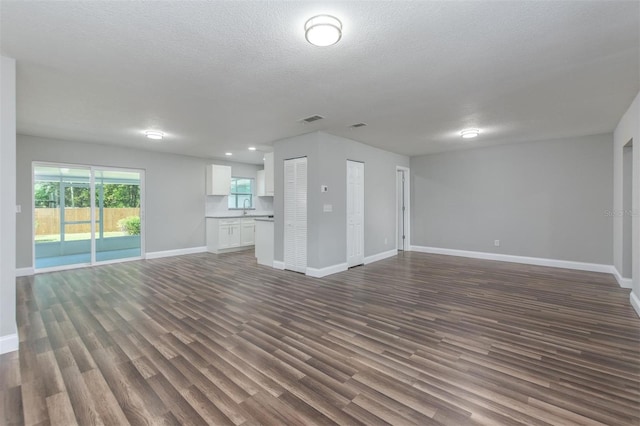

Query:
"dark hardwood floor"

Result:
[[1, 250, 639, 425]]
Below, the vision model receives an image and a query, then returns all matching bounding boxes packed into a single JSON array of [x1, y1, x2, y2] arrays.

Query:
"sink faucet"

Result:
[[243, 198, 250, 216]]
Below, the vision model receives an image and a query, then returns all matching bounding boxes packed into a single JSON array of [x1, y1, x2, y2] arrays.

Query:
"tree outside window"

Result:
[[228, 177, 254, 209]]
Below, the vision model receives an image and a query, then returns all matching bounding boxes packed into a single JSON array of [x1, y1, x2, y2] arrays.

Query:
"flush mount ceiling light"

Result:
[[248, 147, 256, 151], [305, 15, 342, 47], [225, 152, 233, 156], [145, 130, 164, 140], [460, 128, 480, 139]]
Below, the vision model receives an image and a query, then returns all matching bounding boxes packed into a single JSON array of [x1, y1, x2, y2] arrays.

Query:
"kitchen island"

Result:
[[254, 217, 274, 266]]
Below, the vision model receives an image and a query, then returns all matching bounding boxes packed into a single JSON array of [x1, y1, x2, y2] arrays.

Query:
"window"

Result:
[[228, 177, 254, 209]]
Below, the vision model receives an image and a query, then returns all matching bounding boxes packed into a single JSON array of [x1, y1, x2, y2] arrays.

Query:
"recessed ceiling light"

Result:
[[225, 152, 233, 156], [248, 147, 256, 151], [305, 15, 342, 47], [460, 128, 480, 139], [145, 130, 164, 140]]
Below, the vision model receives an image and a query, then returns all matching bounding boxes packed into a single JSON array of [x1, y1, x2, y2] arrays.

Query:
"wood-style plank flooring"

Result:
[[1, 250, 639, 425]]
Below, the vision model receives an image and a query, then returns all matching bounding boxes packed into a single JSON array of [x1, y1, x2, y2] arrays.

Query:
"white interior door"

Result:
[[284, 157, 307, 273], [347, 160, 364, 267]]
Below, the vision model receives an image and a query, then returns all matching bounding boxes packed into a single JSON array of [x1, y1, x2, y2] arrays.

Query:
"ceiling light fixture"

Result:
[[460, 128, 480, 139], [225, 152, 233, 156], [248, 147, 256, 151], [305, 15, 342, 47], [145, 130, 164, 140]]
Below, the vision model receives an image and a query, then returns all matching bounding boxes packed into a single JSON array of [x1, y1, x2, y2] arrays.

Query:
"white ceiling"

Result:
[[1, 1, 638, 164]]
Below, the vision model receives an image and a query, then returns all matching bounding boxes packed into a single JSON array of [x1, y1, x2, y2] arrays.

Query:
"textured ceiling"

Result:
[[1, 1, 638, 164]]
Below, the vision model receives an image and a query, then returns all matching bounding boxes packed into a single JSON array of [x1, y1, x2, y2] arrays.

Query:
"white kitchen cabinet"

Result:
[[256, 170, 266, 196], [241, 218, 255, 245], [206, 164, 232, 196], [219, 220, 241, 249], [264, 152, 274, 196], [206, 218, 255, 253]]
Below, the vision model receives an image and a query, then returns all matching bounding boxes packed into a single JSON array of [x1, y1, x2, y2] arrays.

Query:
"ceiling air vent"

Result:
[[350, 123, 367, 128], [300, 115, 324, 124]]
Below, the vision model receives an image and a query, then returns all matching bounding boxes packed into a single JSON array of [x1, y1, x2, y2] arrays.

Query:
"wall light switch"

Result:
[[321, 185, 328, 192], [323, 204, 333, 212], [494, 240, 500, 247], [15, 205, 21, 213]]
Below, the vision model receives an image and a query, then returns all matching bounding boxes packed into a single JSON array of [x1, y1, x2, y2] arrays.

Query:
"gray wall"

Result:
[[411, 134, 613, 264], [16, 134, 257, 268], [623, 144, 633, 278], [273, 131, 410, 269], [613, 90, 639, 301], [1, 56, 17, 342]]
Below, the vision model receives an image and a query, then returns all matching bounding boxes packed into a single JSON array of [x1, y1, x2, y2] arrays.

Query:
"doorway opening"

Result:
[[623, 140, 633, 279], [33, 163, 144, 271], [396, 167, 410, 251]]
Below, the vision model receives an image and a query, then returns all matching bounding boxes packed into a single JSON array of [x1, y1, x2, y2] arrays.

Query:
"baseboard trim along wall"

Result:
[[630, 292, 640, 318], [364, 249, 398, 265], [16, 267, 34, 277], [612, 268, 633, 289], [306, 263, 348, 278], [0, 332, 19, 355], [272, 261, 285, 270], [410, 245, 615, 274], [146, 246, 207, 260]]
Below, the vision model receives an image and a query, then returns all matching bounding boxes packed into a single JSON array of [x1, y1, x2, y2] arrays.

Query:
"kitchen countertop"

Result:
[[206, 213, 273, 219], [254, 217, 274, 222]]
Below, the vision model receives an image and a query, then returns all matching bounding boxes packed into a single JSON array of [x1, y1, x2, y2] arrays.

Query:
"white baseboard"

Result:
[[364, 249, 398, 265], [16, 267, 34, 277], [410, 245, 614, 274], [146, 246, 207, 260], [306, 263, 348, 278], [0, 332, 18, 355], [612, 268, 633, 289], [272, 260, 285, 270], [630, 292, 640, 318]]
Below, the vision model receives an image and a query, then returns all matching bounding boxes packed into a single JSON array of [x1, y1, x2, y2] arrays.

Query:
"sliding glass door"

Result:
[[34, 163, 144, 271], [34, 166, 92, 268], [95, 169, 142, 262]]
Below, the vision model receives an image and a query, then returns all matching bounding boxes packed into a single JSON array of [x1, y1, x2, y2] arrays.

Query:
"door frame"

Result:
[[396, 166, 411, 251], [32, 161, 146, 273], [346, 160, 365, 267]]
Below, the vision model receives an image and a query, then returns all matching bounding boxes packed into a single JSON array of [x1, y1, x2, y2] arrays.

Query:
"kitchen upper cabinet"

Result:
[[206, 164, 232, 196], [256, 170, 266, 196], [264, 152, 274, 196]]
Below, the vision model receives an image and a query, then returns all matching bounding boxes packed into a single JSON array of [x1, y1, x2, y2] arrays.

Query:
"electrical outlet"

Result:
[[15, 205, 21, 213], [494, 240, 500, 247]]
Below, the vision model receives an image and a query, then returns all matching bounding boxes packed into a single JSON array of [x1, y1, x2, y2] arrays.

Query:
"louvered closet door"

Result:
[[284, 157, 307, 273], [347, 160, 364, 267], [294, 158, 307, 271]]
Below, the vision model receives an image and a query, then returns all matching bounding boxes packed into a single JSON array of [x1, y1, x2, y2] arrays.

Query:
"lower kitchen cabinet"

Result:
[[207, 218, 255, 253]]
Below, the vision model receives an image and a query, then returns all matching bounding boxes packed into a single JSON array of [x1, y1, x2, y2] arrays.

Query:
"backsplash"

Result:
[[205, 195, 273, 216]]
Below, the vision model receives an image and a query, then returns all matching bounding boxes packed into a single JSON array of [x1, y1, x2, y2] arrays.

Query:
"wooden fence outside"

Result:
[[35, 208, 140, 235]]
